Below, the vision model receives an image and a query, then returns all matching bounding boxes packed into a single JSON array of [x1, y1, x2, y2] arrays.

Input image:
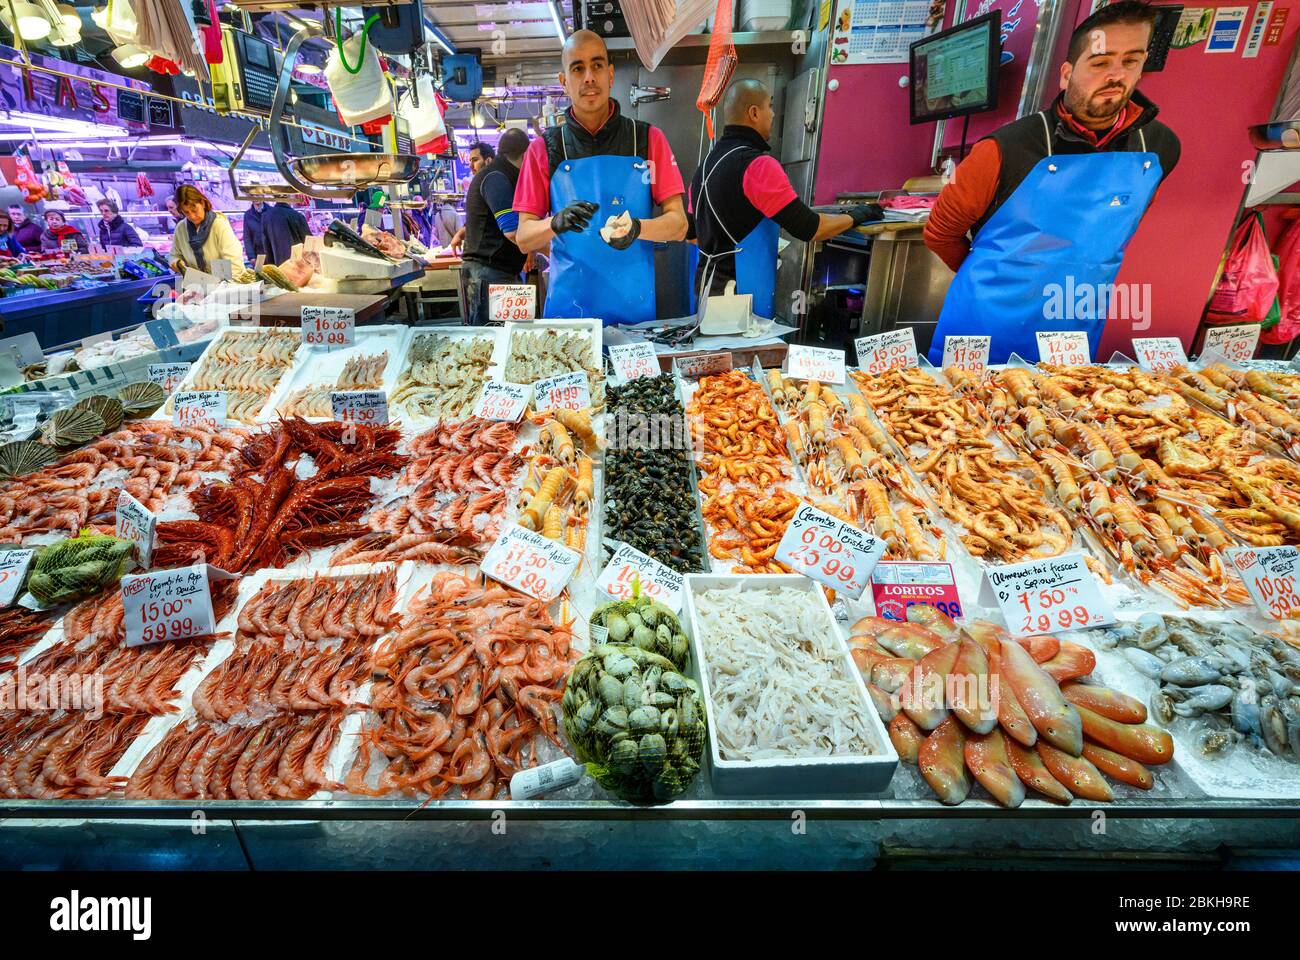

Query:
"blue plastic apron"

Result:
[[545, 123, 655, 326], [927, 113, 1162, 366], [695, 144, 779, 319]]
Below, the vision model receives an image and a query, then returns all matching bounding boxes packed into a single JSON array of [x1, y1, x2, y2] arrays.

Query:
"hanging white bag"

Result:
[[325, 29, 392, 127]]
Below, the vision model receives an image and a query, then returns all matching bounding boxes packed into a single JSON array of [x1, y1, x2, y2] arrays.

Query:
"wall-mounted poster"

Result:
[[1206, 5, 1248, 52], [1172, 6, 1214, 47], [831, 0, 946, 64]]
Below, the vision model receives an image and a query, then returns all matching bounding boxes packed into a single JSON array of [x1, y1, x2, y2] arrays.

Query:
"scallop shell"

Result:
[[40, 407, 105, 447], [0, 440, 57, 479], [117, 380, 166, 416], [73, 394, 124, 432]]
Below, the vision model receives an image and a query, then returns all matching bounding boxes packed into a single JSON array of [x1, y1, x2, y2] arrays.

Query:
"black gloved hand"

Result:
[[606, 216, 641, 251], [552, 200, 599, 235], [847, 203, 885, 226]]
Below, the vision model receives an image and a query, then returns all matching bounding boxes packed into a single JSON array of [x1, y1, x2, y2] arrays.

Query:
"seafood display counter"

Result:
[[3, 336, 1300, 868]]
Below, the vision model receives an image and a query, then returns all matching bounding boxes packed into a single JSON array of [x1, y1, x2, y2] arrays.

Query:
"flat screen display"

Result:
[[909, 11, 1001, 124]]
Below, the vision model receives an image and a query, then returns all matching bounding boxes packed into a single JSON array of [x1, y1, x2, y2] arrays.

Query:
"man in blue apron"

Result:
[[688, 79, 881, 320], [925, 1, 1180, 365], [514, 29, 688, 326]]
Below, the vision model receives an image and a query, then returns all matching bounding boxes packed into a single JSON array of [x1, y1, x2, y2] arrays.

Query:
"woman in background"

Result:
[[97, 200, 143, 247], [168, 184, 244, 274], [40, 210, 88, 253], [0, 212, 26, 257]]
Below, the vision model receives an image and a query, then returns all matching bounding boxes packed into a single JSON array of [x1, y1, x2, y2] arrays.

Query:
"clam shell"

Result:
[[40, 406, 105, 447], [117, 380, 166, 416], [73, 394, 124, 432], [0, 440, 57, 479]]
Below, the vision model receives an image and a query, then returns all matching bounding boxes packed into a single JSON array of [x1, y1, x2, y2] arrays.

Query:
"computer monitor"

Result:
[[909, 11, 1002, 125]]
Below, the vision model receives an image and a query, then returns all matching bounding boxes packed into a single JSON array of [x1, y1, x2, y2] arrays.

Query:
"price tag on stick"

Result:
[[0, 549, 35, 607], [941, 335, 990, 372], [787, 344, 847, 384], [1132, 337, 1187, 373], [116, 491, 156, 568], [855, 329, 918, 376], [1036, 331, 1091, 366], [300, 305, 355, 350], [608, 342, 660, 384], [489, 284, 536, 322], [1226, 546, 1300, 620], [149, 362, 191, 395], [480, 525, 582, 602], [121, 564, 217, 647], [172, 391, 226, 430], [331, 391, 389, 425], [473, 380, 531, 422], [596, 543, 685, 613], [978, 553, 1114, 637], [774, 504, 886, 600], [534, 370, 590, 412]]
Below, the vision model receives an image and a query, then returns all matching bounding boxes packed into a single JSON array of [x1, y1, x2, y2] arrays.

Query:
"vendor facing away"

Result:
[[689, 79, 881, 319], [925, 0, 1180, 365], [514, 29, 688, 326]]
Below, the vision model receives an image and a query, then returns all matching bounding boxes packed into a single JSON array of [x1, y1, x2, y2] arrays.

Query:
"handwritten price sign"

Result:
[[122, 564, 216, 647], [1132, 337, 1187, 373], [596, 543, 685, 613], [608, 342, 660, 385], [116, 491, 156, 569], [1202, 324, 1260, 364], [0, 549, 34, 607], [331, 390, 389, 425], [480, 525, 581, 602], [941, 335, 990, 372], [474, 380, 531, 422], [787, 345, 847, 384], [1226, 546, 1300, 620], [980, 553, 1113, 637], [488, 284, 536, 323], [855, 329, 918, 377], [870, 561, 962, 623], [300, 305, 355, 350], [149, 362, 191, 395], [1037, 331, 1091, 366], [534, 370, 590, 412], [172, 391, 226, 431], [774, 504, 885, 600], [673, 352, 733, 379]]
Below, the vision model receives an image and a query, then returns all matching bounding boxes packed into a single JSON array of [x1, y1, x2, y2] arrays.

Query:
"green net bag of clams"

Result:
[[589, 582, 690, 670], [562, 643, 706, 803]]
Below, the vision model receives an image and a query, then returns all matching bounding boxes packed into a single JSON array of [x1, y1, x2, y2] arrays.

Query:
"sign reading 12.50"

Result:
[[301, 305, 355, 350]]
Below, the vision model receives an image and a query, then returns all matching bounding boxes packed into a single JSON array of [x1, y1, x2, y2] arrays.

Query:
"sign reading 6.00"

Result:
[[774, 504, 886, 600]]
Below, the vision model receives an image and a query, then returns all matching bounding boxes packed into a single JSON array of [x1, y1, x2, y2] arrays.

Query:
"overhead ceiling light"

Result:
[[47, 3, 80, 45], [547, 0, 566, 43], [112, 43, 150, 68], [1, 2, 53, 41]]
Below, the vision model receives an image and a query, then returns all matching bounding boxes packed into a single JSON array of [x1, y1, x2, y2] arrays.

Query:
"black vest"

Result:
[[463, 154, 526, 273], [542, 100, 651, 181], [687, 125, 771, 283]]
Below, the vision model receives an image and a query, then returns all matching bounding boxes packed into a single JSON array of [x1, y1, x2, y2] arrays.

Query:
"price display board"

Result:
[[473, 381, 531, 422], [116, 491, 157, 568], [787, 345, 847, 384], [673, 352, 733, 379], [855, 329, 918, 376], [149, 362, 191, 394], [534, 370, 590, 412], [1036, 331, 1091, 365], [121, 564, 217, 647], [488, 284, 536, 322], [1132, 337, 1187, 373], [331, 391, 389, 425], [1201, 324, 1260, 363], [596, 543, 685, 613], [941, 335, 990, 372], [774, 504, 886, 600], [1226, 546, 1300, 620], [172, 391, 226, 431], [980, 553, 1114, 637], [300, 305, 355, 350], [0, 549, 34, 607], [480, 525, 582, 602], [608, 342, 660, 384]]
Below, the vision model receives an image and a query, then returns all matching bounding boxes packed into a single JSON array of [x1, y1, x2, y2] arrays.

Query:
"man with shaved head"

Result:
[[514, 29, 687, 325], [688, 78, 879, 320]]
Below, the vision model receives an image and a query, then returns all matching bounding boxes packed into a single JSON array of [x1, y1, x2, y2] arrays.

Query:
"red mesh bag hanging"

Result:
[[697, 0, 738, 139]]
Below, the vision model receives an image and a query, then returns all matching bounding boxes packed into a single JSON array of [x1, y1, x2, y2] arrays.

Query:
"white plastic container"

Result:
[[325, 32, 392, 127], [683, 574, 899, 796], [738, 0, 791, 31]]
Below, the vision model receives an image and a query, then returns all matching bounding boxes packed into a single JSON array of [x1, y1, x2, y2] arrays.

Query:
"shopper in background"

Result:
[[459, 127, 530, 324], [96, 200, 142, 248], [688, 79, 880, 320], [0, 212, 25, 257], [40, 210, 88, 254], [260, 201, 310, 266], [8, 204, 42, 249], [468, 141, 495, 176], [924, 0, 1180, 365], [514, 29, 688, 325], [163, 197, 182, 232], [168, 184, 244, 273], [244, 199, 268, 262]]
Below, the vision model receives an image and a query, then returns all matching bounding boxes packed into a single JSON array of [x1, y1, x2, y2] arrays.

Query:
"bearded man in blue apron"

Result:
[[925, 0, 1180, 365], [688, 79, 881, 320], [514, 29, 688, 326]]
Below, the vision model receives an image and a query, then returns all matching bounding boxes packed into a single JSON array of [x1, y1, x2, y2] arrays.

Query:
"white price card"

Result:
[[941, 335, 991, 372], [608, 342, 660, 385], [855, 328, 918, 377], [1132, 337, 1187, 373], [596, 543, 685, 613], [787, 344, 847, 384], [331, 390, 389, 425], [1202, 324, 1260, 364], [488, 284, 536, 322], [121, 564, 217, 648], [1036, 331, 1091, 366], [534, 370, 590, 412], [172, 391, 226, 431], [149, 362, 191, 395], [1226, 546, 1300, 620], [978, 553, 1114, 637], [212, 259, 234, 282], [116, 491, 156, 569], [473, 380, 531, 422], [480, 524, 581, 602], [300, 305, 355, 350], [673, 352, 733, 379], [774, 504, 886, 600], [0, 548, 34, 607]]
